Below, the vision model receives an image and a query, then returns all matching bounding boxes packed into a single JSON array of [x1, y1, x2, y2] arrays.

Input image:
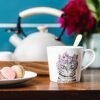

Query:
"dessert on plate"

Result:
[[0, 65, 25, 80]]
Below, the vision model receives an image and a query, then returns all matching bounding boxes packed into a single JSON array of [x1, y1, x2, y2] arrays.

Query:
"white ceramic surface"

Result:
[[9, 27, 64, 61], [0, 71, 37, 85], [0, 52, 13, 61], [47, 46, 95, 83]]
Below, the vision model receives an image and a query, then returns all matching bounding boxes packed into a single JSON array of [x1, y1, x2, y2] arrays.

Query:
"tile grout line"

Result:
[[0, 23, 60, 28]]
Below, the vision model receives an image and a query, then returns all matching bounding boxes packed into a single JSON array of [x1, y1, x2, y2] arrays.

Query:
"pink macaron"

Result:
[[0, 67, 16, 80]]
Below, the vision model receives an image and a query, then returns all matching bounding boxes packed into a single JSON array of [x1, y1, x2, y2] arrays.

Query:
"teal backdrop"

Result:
[[0, 0, 75, 51]]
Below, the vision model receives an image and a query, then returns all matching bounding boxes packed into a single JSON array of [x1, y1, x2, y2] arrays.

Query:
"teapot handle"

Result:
[[16, 7, 65, 39], [19, 7, 64, 18]]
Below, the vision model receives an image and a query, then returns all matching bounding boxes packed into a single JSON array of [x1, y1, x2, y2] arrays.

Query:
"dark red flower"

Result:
[[59, 0, 95, 35]]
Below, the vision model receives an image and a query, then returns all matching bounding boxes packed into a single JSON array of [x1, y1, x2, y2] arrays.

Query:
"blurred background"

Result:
[[0, 0, 75, 52]]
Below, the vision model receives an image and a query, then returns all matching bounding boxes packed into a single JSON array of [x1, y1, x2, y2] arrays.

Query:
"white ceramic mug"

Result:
[[0, 51, 13, 61], [47, 46, 95, 83]]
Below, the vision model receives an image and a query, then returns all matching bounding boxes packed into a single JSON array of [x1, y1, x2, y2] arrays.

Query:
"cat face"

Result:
[[56, 52, 78, 78]]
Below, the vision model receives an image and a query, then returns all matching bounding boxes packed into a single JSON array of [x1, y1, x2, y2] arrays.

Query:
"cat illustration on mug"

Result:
[[56, 51, 78, 83]]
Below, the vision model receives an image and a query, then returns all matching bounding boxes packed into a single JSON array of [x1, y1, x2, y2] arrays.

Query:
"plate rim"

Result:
[[0, 71, 37, 85]]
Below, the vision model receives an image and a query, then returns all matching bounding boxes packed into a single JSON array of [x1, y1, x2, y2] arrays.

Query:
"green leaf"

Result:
[[86, 0, 97, 12], [91, 0, 100, 9], [86, 0, 100, 21], [92, 12, 99, 21]]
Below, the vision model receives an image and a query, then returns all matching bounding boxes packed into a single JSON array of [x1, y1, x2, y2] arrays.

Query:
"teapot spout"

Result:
[[9, 34, 22, 47]]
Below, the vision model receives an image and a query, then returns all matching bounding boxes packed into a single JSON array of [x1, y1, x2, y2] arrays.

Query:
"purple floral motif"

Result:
[[56, 51, 78, 83]]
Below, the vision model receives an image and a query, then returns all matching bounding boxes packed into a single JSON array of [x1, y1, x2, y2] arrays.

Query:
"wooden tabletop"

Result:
[[0, 68, 100, 100]]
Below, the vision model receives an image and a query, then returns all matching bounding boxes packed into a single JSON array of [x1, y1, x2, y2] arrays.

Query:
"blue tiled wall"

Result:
[[0, 0, 75, 51]]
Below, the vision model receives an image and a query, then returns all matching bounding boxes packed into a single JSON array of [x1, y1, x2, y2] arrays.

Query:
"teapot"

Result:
[[8, 7, 66, 61]]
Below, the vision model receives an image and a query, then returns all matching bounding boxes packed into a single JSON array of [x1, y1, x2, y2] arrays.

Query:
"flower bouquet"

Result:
[[58, 0, 98, 41]]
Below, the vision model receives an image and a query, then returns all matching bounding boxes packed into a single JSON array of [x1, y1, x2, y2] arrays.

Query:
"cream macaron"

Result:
[[11, 65, 25, 78]]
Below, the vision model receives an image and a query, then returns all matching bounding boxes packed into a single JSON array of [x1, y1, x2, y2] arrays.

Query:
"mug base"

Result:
[[50, 80, 80, 83]]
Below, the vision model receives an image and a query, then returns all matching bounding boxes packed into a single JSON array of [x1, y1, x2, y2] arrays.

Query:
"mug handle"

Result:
[[81, 49, 95, 70]]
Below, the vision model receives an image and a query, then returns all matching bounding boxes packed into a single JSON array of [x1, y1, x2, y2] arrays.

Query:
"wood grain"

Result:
[[0, 69, 99, 91], [0, 61, 49, 75], [0, 69, 99, 100]]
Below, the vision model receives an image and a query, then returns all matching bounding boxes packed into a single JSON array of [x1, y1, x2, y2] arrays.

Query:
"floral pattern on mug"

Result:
[[56, 51, 78, 83]]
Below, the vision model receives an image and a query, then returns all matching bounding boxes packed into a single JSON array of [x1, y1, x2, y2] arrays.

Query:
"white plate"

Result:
[[0, 71, 37, 85]]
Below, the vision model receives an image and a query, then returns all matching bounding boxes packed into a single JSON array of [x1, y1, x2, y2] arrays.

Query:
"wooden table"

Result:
[[0, 68, 100, 100]]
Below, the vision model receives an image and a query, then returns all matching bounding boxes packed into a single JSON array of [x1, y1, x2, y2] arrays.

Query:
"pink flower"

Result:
[[59, 0, 95, 36]]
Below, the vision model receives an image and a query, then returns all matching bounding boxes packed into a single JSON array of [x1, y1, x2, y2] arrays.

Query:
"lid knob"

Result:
[[37, 25, 48, 32]]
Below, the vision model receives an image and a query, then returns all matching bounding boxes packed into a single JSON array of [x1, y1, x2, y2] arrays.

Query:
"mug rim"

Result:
[[47, 46, 83, 49]]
